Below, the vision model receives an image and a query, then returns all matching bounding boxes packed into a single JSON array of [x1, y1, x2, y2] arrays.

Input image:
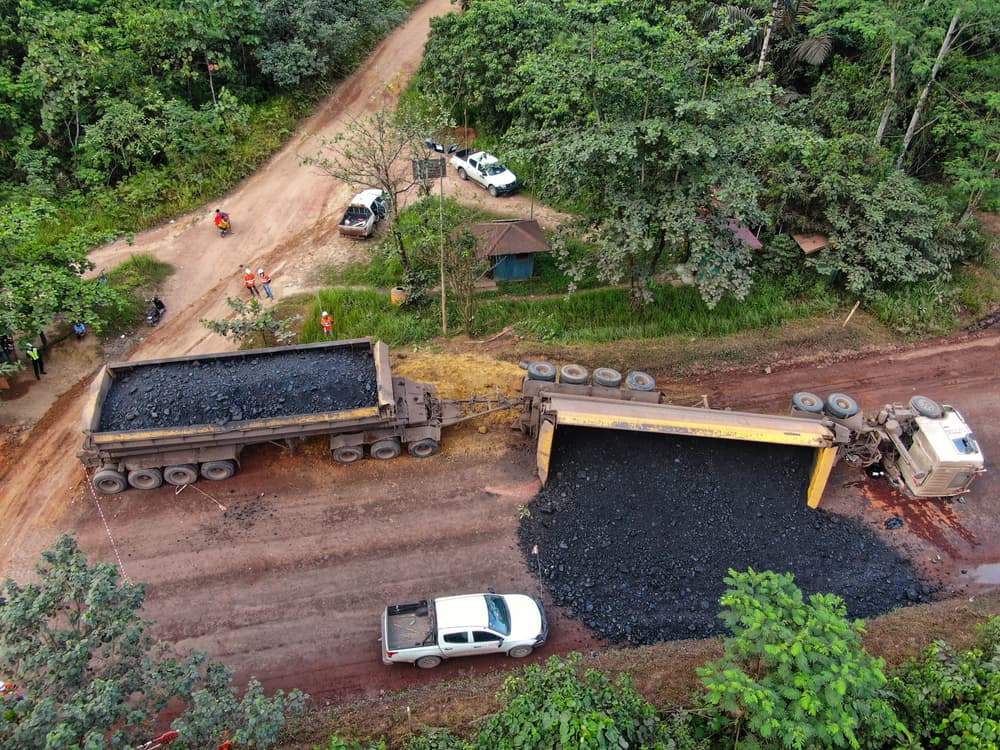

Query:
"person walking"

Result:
[[0, 335, 14, 364], [258, 268, 273, 299], [243, 268, 260, 298], [25, 343, 45, 379], [320, 311, 333, 336]]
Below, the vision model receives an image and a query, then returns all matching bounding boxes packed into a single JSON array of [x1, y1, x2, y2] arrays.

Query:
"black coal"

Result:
[[98, 348, 378, 431], [519, 427, 929, 644]]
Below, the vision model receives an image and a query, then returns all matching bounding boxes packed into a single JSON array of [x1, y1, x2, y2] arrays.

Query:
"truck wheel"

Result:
[[559, 364, 589, 384], [625, 370, 655, 391], [457, 168, 468, 181], [910, 395, 944, 419], [488, 185, 499, 197], [507, 645, 533, 658], [408, 438, 439, 458], [593, 368, 622, 387], [526, 361, 557, 382], [93, 469, 128, 495], [333, 446, 364, 464], [825, 393, 860, 419], [163, 464, 198, 486], [415, 656, 442, 669], [200, 460, 236, 481], [791, 391, 824, 414], [370, 438, 401, 460], [128, 468, 163, 490]]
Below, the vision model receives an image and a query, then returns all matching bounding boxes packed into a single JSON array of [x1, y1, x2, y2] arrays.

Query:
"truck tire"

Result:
[[593, 367, 622, 388], [559, 364, 589, 384], [825, 393, 860, 419], [201, 460, 236, 481], [163, 464, 198, 486], [408, 438, 439, 458], [457, 167, 468, 181], [93, 469, 128, 495], [333, 446, 364, 464], [625, 370, 655, 391], [910, 395, 944, 419], [415, 655, 442, 669], [507, 645, 533, 658], [370, 438, 402, 460], [791, 391, 824, 414], [128, 468, 163, 490], [488, 185, 499, 197], [526, 361, 557, 382]]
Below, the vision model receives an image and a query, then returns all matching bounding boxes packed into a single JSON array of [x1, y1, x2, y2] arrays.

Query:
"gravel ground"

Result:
[[519, 427, 928, 644], [98, 347, 378, 431]]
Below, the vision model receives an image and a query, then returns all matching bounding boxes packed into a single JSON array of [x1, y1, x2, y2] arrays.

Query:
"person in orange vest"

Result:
[[258, 268, 273, 299], [243, 268, 260, 298], [320, 311, 333, 336]]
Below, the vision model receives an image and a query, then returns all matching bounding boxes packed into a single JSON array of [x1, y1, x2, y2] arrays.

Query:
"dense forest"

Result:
[[421, 0, 998, 310], [0, 0, 407, 343], [0, 0, 997, 346]]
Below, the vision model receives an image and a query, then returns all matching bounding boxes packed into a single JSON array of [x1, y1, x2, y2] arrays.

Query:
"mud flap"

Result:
[[536, 419, 555, 486], [807, 446, 838, 508]]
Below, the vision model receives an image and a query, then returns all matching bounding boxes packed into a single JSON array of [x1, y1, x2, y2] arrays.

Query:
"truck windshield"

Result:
[[484, 164, 507, 176], [484, 595, 511, 635]]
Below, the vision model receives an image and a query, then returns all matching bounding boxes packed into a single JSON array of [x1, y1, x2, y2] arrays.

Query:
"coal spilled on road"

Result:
[[519, 427, 928, 644], [98, 347, 378, 431]]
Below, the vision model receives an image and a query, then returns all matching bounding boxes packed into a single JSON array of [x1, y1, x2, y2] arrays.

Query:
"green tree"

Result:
[[0, 533, 306, 749], [302, 105, 448, 274], [696, 568, 901, 749], [472, 653, 703, 750], [200, 296, 300, 347], [888, 616, 1000, 748]]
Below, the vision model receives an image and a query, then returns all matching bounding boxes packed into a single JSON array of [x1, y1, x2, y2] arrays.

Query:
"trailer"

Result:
[[79, 338, 508, 495]]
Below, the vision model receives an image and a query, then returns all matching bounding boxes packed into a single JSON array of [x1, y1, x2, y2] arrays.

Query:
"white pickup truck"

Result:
[[449, 149, 518, 197], [337, 188, 388, 238], [381, 592, 547, 668]]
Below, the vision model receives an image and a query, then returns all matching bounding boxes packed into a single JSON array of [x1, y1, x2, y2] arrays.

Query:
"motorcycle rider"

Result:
[[214, 208, 231, 236], [146, 296, 166, 324]]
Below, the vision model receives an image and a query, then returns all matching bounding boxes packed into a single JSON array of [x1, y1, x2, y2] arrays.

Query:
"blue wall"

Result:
[[493, 254, 535, 281]]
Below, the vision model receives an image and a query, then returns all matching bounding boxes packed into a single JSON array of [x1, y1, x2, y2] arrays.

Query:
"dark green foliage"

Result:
[[888, 616, 1000, 749], [0, 533, 305, 749], [472, 654, 703, 750], [696, 568, 901, 749]]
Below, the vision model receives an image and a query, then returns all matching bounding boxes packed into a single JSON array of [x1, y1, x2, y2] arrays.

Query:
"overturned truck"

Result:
[[516, 361, 985, 506]]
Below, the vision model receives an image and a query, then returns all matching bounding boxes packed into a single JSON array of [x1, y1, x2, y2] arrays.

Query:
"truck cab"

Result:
[[891, 407, 984, 497]]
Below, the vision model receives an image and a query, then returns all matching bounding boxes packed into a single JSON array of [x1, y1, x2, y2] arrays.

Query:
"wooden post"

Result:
[[843, 300, 861, 327]]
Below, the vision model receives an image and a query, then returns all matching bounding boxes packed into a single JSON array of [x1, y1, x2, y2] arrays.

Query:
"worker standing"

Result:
[[243, 268, 260, 298], [320, 311, 333, 336], [258, 268, 274, 299], [25, 343, 45, 379]]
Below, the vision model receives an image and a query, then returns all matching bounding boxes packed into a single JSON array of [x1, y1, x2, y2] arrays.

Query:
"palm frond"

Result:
[[792, 33, 833, 65]]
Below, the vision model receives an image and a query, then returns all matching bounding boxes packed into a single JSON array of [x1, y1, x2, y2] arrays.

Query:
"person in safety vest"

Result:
[[243, 268, 260, 298], [320, 311, 333, 336]]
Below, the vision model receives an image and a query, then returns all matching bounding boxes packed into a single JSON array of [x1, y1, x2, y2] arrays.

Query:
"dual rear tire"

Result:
[[93, 459, 238, 495]]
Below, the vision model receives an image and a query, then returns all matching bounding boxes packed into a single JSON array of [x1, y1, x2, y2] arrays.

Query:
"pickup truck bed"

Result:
[[384, 600, 436, 650]]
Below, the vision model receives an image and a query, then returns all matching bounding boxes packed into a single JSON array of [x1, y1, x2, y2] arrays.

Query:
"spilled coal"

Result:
[[98, 346, 378, 431], [519, 427, 928, 644]]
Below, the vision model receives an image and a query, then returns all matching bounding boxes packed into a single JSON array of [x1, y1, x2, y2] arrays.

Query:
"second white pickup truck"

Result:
[[381, 592, 547, 668], [449, 149, 518, 197]]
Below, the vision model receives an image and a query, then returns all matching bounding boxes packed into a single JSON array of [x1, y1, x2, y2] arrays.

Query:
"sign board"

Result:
[[412, 157, 446, 182]]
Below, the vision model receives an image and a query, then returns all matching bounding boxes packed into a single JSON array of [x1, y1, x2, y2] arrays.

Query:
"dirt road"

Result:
[[0, 0, 997, 711]]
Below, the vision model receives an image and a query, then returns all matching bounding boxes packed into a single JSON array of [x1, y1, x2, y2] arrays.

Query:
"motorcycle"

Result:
[[145, 297, 166, 326], [217, 214, 232, 237]]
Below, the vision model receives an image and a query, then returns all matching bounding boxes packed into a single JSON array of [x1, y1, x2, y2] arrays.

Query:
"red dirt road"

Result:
[[0, 0, 997, 710]]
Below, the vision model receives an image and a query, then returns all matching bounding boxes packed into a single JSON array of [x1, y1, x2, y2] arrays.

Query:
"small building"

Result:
[[468, 220, 550, 281]]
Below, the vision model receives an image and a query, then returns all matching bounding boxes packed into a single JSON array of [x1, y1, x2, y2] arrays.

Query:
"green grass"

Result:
[[98, 253, 175, 333], [296, 289, 439, 345]]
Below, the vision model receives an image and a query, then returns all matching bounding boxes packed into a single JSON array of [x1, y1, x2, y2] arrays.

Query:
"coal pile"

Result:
[[519, 427, 928, 644], [98, 348, 378, 431]]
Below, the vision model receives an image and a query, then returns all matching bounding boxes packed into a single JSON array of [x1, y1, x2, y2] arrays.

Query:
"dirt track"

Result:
[[0, 0, 997, 710]]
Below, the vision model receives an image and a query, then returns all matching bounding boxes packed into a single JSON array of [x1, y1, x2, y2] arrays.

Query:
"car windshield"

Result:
[[484, 595, 511, 635], [484, 163, 508, 176]]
